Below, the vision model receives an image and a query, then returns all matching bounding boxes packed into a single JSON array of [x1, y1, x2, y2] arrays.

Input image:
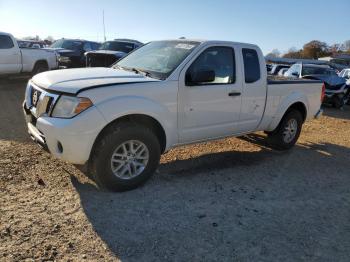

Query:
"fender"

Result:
[[266, 91, 309, 131], [94, 95, 177, 150]]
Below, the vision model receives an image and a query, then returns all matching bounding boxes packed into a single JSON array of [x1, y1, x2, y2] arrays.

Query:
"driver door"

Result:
[[178, 45, 243, 143]]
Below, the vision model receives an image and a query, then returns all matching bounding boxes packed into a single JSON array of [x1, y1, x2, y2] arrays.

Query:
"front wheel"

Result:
[[90, 122, 161, 191], [267, 110, 303, 150]]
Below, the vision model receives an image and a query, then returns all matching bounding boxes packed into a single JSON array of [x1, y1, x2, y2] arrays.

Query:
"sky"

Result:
[[0, 0, 349, 54]]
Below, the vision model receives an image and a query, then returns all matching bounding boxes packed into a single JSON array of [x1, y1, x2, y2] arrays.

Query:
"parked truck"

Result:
[[0, 32, 58, 76], [23, 39, 324, 191]]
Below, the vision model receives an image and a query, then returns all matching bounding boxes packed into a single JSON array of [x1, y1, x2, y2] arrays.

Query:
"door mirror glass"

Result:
[[186, 70, 215, 85]]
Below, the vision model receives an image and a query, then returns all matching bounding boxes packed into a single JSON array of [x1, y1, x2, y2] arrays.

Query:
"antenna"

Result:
[[102, 10, 106, 42]]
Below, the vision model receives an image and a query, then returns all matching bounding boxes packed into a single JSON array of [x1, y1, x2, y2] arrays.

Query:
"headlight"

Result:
[[51, 96, 93, 118]]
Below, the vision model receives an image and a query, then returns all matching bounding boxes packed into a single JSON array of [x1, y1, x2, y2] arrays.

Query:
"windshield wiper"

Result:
[[113, 64, 125, 70], [114, 66, 162, 80], [130, 68, 152, 77]]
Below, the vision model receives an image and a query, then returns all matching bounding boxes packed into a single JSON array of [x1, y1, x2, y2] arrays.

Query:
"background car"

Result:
[[48, 39, 100, 68], [278, 67, 289, 76], [338, 68, 350, 79], [17, 40, 46, 48], [268, 64, 290, 75], [285, 63, 349, 108], [85, 39, 143, 67]]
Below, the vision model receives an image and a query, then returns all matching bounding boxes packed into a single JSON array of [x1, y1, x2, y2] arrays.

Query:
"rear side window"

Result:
[[0, 35, 14, 49], [242, 48, 260, 83]]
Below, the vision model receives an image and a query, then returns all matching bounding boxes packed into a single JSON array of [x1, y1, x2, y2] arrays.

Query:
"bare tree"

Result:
[[266, 49, 281, 58], [45, 36, 54, 42]]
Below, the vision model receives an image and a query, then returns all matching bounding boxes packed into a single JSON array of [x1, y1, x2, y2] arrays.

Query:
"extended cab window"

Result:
[[242, 48, 260, 83], [186, 46, 235, 85], [0, 35, 14, 49]]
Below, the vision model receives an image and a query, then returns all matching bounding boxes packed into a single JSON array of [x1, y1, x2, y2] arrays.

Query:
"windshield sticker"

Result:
[[175, 43, 195, 50]]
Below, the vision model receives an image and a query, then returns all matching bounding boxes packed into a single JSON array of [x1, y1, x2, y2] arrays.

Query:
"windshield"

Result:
[[50, 39, 83, 50], [302, 67, 337, 76], [100, 41, 135, 53], [114, 40, 200, 80]]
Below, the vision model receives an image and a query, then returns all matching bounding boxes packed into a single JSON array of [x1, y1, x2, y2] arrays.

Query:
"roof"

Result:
[[150, 39, 260, 49], [320, 54, 350, 60], [56, 38, 100, 43], [113, 39, 143, 45]]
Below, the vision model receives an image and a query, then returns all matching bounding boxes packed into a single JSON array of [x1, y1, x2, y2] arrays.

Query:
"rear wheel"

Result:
[[32, 62, 48, 76], [90, 122, 161, 191], [267, 110, 303, 150]]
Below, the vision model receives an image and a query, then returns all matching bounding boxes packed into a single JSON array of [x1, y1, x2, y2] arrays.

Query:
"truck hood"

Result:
[[86, 50, 126, 57], [31, 67, 159, 94], [45, 48, 78, 56]]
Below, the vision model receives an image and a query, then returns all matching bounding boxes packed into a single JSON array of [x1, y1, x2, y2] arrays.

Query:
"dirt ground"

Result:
[[1, 78, 350, 262]]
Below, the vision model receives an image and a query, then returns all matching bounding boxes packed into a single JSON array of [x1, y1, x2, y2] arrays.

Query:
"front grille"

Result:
[[86, 53, 120, 67], [30, 87, 42, 107], [25, 83, 60, 119]]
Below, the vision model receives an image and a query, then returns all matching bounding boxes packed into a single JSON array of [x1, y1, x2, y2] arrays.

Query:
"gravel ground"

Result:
[[1, 79, 350, 262]]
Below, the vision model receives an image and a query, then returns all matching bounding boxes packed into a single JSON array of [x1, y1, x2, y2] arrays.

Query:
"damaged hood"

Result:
[[31, 67, 159, 94], [86, 50, 127, 57], [303, 74, 346, 87]]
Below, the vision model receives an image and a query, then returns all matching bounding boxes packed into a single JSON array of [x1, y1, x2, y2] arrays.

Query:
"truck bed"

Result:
[[257, 75, 323, 132], [267, 75, 322, 84]]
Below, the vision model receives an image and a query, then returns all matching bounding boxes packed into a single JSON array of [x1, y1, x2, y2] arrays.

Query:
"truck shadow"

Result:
[[71, 140, 350, 261]]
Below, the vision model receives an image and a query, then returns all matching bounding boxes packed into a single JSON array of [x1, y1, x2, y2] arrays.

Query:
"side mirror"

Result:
[[291, 72, 299, 77], [186, 70, 215, 85]]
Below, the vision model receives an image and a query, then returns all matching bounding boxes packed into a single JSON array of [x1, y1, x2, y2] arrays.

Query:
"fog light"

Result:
[[57, 141, 63, 153]]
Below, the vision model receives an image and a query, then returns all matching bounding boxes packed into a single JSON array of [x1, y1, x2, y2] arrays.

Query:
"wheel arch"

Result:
[[286, 102, 307, 122], [90, 113, 167, 161], [266, 99, 308, 132], [32, 59, 49, 73]]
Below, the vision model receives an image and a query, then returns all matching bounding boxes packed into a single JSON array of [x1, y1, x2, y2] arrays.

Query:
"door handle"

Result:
[[228, 92, 241, 97]]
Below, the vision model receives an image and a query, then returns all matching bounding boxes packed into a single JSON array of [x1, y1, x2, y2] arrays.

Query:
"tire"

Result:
[[32, 62, 48, 76], [90, 122, 161, 191], [345, 88, 350, 105], [332, 95, 344, 109], [267, 110, 303, 150]]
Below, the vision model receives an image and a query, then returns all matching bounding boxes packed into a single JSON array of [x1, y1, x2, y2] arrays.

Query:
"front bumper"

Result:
[[23, 101, 107, 164]]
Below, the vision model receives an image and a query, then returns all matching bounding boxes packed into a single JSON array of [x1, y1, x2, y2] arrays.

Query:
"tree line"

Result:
[[266, 40, 350, 59]]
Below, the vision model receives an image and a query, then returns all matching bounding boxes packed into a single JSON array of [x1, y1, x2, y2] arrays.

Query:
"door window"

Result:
[[186, 46, 235, 85], [0, 35, 14, 49]]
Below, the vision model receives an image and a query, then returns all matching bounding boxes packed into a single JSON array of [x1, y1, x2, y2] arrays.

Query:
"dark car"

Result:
[[285, 63, 350, 108], [48, 39, 100, 68], [85, 39, 143, 67]]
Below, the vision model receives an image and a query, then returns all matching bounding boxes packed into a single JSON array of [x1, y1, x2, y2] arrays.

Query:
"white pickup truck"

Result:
[[23, 39, 324, 191], [0, 32, 58, 76]]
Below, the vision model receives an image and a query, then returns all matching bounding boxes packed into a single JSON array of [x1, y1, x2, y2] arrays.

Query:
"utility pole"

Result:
[[103, 10, 106, 42]]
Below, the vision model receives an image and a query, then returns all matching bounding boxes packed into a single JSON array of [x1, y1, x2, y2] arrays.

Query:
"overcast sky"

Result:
[[0, 0, 349, 54]]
